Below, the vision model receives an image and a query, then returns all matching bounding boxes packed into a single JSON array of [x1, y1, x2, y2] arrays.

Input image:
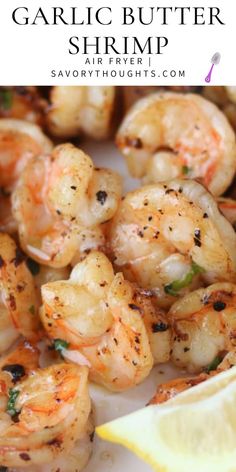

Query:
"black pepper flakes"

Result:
[[8, 294, 16, 311], [19, 453, 31, 461], [12, 248, 25, 267], [96, 190, 107, 205], [128, 303, 141, 312], [152, 322, 168, 333], [213, 301, 226, 312], [2, 364, 25, 384], [194, 229, 201, 247], [127, 137, 143, 149]]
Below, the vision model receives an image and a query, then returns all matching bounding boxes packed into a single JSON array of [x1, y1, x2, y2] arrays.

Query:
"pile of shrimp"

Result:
[[1, 84, 236, 470]]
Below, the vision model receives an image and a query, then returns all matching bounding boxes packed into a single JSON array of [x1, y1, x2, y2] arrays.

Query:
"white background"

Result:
[[0, 0, 235, 85]]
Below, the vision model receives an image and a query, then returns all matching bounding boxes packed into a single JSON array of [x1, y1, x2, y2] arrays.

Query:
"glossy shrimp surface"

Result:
[[0, 349, 91, 469], [12, 143, 121, 268], [169, 283, 236, 372], [108, 179, 236, 308], [40, 251, 157, 392], [0, 233, 40, 353], [116, 92, 236, 196], [0, 119, 52, 192], [47, 86, 115, 139]]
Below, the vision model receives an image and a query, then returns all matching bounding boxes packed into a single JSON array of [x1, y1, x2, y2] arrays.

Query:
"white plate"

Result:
[[81, 139, 181, 472]]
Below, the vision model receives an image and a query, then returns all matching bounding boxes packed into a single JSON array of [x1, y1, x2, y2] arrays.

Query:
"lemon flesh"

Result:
[[97, 366, 236, 472]]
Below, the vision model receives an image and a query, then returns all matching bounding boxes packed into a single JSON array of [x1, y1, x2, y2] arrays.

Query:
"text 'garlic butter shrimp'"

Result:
[[0, 357, 92, 470], [12, 143, 121, 268], [40, 251, 157, 392], [0, 119, 52, 192], [116, 93, 236, 196], [108, 180, 236, 308], [0, 233, 40, 353], [169, 283, 236, 373], [47, 86, 115, 140]]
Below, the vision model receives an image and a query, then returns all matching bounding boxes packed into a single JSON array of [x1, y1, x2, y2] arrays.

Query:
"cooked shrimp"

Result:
[[116, 92, 236, 196], [0, 359, 92, 469], [0, 233, 40, 353], [0, 119, 52, 192], [108, 179, 236, 308], [0, 340, 40, 388], [0, 87, 47, 126], [12, 415, 94, 472], [12, 143, 121, 268], [149, 350, 236, 404], [47, 86, 115, 139], [169, 282, 236, 372], [40, 251, 155, 392]]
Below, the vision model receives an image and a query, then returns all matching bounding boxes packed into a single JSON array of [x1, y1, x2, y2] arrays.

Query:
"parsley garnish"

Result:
[[204, 356, 222, 373], [26, 258, 40, 276], [53, 339, 69, 353], [182, 165, 192, 175], [7, 388, 20, 417], [164, 262, 205, 296], [29, 305, 35, 315], [0, 90, 13, 110]]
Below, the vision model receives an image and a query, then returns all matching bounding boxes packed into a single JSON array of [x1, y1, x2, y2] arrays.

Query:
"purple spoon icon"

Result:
[[205, 52, 221, 83]]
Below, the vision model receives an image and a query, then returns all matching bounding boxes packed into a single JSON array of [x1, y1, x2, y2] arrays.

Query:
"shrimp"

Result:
[[0, 87, 47, 126], [149, 350, 236, 405], [0, 353, 92, 470], [0, 119, 52, 192], [12, 143, 121, 268], [40, 251, 156, 392], [47, 86, 115, 140], [169, 283, 236, 373], [108, 179, 236, 308], [0, 233, 40, 353], [116, 92, 236, 196]]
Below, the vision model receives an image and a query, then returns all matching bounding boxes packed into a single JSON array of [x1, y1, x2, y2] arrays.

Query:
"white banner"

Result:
[[0, 0, 235, 85]]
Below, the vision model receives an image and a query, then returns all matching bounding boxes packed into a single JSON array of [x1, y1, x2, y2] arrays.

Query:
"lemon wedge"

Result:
[[96, 366, 236, 472]]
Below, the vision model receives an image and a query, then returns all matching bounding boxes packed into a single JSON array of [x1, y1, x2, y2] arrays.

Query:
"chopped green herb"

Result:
[[7, 388, 20, 417], [53, 339, 69, 353], [0, 90, 13, 110], [164, 262, 205, 296], [182, 165, 192, 175], [204, 355, 221, 374], [26, 258, 40, 276], [29, 305, 35, 315]]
